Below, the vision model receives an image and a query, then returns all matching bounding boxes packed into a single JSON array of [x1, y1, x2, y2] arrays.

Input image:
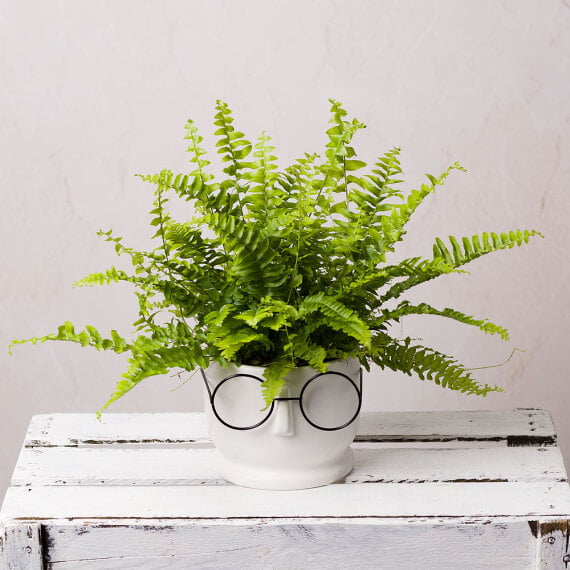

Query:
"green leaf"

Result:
[[371, 334, 503, 396], [261, 359, 296, 408], [374, 301, 509, 341], [433, 230, 543, 268], [299, 293, 371, 348], [344, 159, 367, 171]]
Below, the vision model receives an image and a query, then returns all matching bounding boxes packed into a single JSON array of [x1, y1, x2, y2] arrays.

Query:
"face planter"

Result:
[[201, 358, 362, 490]]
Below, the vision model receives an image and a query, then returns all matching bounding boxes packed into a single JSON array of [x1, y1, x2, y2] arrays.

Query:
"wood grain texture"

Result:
[[24, 413, 210, 448], [1, 523, 43, 570], [3, 482, 570, 520], [356, 409, 555, 445], [11, 445, 568, 487], [41, 518, 538, 570], [2, 410, 569, 570], [538, 520, 570, 569], [24, 409, 555, 448]]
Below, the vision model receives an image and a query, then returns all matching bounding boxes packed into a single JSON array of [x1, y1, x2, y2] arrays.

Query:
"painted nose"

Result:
[[271, 399, 295, 437]]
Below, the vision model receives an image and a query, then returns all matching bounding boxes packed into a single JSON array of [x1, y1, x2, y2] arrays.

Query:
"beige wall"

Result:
[[1, 0, 569, 498]]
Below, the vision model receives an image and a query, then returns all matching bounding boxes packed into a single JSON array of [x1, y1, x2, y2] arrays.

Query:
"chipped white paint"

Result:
[[11, 445, 568, 487], [4, 481, 570, 521], [2, 410, 570, 569], [357, 409, 556, 444], [1, 523, 42, 570], [24, 408, 555, 447], [538, 521, 570, 569], [24, 413, 211, 448], [43, 518, 538, 570]]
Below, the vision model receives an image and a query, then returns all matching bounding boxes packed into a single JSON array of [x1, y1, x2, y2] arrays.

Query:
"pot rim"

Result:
[[203, 357, 361, 376]]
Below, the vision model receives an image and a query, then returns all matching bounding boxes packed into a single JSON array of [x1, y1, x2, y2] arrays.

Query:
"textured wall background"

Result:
[[1, 0, 569, 499]]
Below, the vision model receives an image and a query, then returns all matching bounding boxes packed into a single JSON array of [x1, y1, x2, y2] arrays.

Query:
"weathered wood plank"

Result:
[[11, 446, 568, 487], [41, 518, 538, 570], [24, 414, 210, 448], [357, 409, 556, 446], [3, 482, 570, 520], [537, 519, 570, 569], [24, 409, 555, 448], [3, 411, 569, 569], [1, 523, 43, 570]]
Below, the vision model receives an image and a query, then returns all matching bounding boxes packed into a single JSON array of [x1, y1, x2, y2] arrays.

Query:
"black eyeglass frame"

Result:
[[201, 367, 363, 431]]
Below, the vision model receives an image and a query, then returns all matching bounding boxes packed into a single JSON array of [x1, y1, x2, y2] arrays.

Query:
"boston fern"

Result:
[[9, 100, 541, 415]]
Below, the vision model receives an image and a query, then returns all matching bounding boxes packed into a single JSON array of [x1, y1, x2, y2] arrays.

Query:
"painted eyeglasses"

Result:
[[201, 368, 362, 431]]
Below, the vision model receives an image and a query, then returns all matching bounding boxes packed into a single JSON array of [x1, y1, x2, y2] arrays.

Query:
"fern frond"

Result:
[[204, 304, 236, 328], [149, 320, 201, 346], [372, 334, 502, 395], [317, 99, 366, 199], [165, 221, 228, 267], [8, 321, 129, 355], [366, 147, 404, 200], [433, 230, 543, 267], [138, 170, 205, 208], [184, 118, 212, 178], [330, 147, 404, 272], [382, 162, 466, 253], [214, 101, 253, 172], [285, 330, 328, 371], [96, 229, 169, 278], [203, 211, 288, 296], [376, 229, 542, 329], [244, 131, 280, 224], [298, 293, 371, 347], [97, 341, 206, 418], [150, 171, 173, 242], [343, 257, 459, 297], [374, 301, 509, 340], [73, 267, 134, 287], [260, 358, 296, 408], [213, 100, 254, 217], [210, 327, 272, 360], [224, 298, 298, 333], [255, 298, 299, 330], [234, 306, 276, 328], [344, 147, 404, 224]]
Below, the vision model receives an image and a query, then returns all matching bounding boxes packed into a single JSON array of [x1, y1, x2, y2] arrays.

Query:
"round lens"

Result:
[[300, 372, 360, 430], [211, 374, 270, 429]]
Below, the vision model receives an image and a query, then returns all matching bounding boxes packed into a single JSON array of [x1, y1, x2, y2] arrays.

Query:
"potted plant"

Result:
[[9, 99, 540, 490]]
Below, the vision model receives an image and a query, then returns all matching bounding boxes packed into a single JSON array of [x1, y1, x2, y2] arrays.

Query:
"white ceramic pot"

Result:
[[201, 358, 362, 490]]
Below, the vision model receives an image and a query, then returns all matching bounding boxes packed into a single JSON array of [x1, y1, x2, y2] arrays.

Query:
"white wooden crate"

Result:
[[1, 409, 569, 569]]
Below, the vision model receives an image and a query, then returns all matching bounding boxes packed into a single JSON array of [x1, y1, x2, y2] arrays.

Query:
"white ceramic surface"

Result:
[[202, 359, 362, 490]]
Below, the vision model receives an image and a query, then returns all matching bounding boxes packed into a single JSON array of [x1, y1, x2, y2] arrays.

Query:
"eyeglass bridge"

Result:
[[201, 367, 362, 432]]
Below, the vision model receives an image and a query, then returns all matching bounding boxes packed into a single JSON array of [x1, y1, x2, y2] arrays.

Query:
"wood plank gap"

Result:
[[24, 410, 556, 448]]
